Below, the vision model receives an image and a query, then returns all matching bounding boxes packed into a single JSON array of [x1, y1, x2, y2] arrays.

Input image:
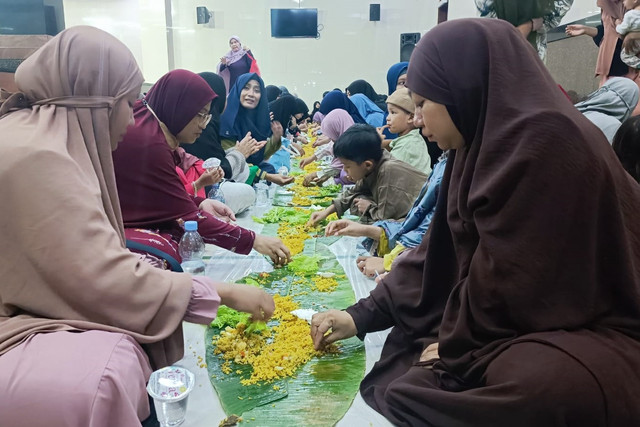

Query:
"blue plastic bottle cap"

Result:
[[184, 221, 198, 231]]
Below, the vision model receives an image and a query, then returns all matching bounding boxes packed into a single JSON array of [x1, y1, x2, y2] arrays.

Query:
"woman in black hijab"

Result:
[[345, 79, 387, 111], [265, 84, 281, 103], [182, 72, 259, 213], [312, 18, 640, 426]]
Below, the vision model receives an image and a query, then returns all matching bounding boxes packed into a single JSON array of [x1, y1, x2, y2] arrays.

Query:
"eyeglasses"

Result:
[[196, 112, 212, 126]]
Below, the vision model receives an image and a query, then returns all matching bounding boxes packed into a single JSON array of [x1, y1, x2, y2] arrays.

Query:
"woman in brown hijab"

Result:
[[311, 18, 640, 426], [0, 27, 274, 426]]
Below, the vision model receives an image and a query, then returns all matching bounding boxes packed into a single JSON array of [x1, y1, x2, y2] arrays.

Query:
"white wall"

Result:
[[170, 0, 439, 105], [63, 0, 168, 82], [62, 0, 601, 104]]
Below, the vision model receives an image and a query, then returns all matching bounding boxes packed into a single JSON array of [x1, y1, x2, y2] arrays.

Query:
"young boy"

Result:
[[384, 87, 432, 174], [307, 124, 428, 226]]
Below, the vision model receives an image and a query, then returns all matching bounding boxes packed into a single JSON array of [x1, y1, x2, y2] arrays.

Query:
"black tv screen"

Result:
[[271, 9, 318, 38]]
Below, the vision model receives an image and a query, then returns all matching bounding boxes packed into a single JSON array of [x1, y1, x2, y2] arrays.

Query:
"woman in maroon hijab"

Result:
[[311, 19, 640, 426], [113, 69, 291, 266]]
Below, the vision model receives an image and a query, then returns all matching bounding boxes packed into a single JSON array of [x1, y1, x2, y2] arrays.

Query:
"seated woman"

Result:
[[326, 152, 447, 278], [318, 90, 367, 124], [301, 109, 355, 187], [307, 124, 427, 226], [264, 94, 306, 172], [181, 72, 257, 214], [349, 93, 385, 127], [575, 76, 639, 143], [220, 72, 294, 186], [113, 69, 291, 266], [612, 115, 640, 182], [0, 26, 275, 427], [310, 19, 640, 426], [345, 79, 387, 111]]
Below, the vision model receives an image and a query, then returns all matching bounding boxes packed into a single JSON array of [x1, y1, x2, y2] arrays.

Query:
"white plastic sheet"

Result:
[[178, 196, 392, 427]]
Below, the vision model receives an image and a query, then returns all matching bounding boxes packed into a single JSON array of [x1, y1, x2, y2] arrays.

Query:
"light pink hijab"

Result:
[[321, 108, 355, 141], [0, 26, 194, 369]]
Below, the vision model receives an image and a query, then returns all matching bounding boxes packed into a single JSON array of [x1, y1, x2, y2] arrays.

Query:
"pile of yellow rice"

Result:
[[212, 294, 331, 386]]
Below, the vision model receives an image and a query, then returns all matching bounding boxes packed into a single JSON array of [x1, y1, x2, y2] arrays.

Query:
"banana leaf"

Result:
[[205, 237, 365, 425]]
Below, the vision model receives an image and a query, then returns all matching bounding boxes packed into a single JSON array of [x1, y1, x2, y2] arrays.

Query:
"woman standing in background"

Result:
[[217, 36, 258, 94], [476, 0, 574, 62]]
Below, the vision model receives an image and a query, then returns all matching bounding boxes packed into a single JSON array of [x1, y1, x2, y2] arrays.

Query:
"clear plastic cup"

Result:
[[202, 157, 221, 171], [146, 366, 195, 426], [254, 182, 269, 207], [278, 166, 289, 176]]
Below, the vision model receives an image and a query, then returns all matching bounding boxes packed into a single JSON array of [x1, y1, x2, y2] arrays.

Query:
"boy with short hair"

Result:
[[307, 124, 427, 226], [385, 87, 432, 174]]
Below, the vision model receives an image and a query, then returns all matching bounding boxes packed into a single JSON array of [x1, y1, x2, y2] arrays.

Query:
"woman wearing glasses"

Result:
[[112, 69, 291, 269]]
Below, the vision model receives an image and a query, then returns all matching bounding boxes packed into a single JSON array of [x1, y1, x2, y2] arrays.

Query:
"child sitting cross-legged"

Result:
[[307, 124, 427, 227]]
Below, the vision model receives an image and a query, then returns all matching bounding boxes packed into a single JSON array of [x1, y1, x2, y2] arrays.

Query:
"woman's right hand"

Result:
[[565, 25, 597, 38], [312, 135, 331, 148], [217, 283, 275, 321], [310, 310, 357, 350], [236, 132, 265, 158], [195, 167, 224, 188], [307, 210, 328, 228], [325, 219, 363, 237], [266, 173, 295, 186], [299, 156, 316, 169], [565, 24, 585, 36], [252, 234, 292, 266], [303, 172, 317, 187], [220, 57, 228, 65]]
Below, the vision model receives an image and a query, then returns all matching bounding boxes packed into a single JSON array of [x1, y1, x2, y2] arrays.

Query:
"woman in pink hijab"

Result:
[[0, 26, 274, 426], [217, 35, 258, 94]]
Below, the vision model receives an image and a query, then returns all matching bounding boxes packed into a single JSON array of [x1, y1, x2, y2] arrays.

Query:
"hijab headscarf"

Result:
[[222, 35, 247, 66], [491, 0, 556, 49], [268, 94, 299, 128], [348, 18, 640, 422], [182, 72, 233, 177], [576, 76, 639, 142], [386, 62, 409, 95], [295, 97, 309, 120], [0, 26, 194, 369], [266, 85, 281, 102], [319, 90, 366, 124], [113, 69, 215, 226], [321, 108, 355, 142], [346, 79, 387, 110], [220, 72, 271, 143], [279, 85, 290, 96], [349, 93, 385, 127], [311, 100, 321, 118], [144, 69, 215, 136]]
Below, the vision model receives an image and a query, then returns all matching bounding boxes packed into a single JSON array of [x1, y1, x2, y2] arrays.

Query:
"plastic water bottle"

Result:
[[278, 166, 289, 176], [179, 221, 206, 275], [207, 183, 226, 204]]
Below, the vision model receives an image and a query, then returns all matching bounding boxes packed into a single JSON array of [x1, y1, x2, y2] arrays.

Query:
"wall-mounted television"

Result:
[[270, 8, 318, 38]]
